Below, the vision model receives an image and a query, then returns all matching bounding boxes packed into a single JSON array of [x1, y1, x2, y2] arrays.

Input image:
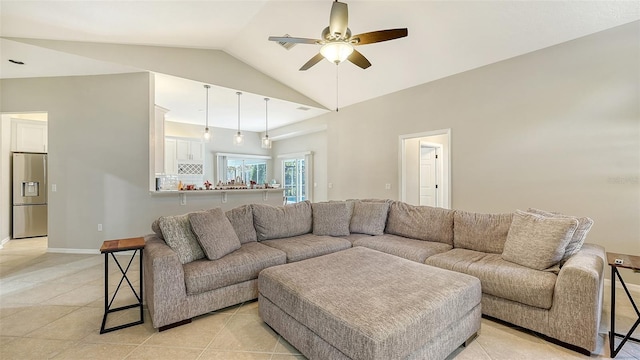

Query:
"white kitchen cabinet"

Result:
[[165, 137, 204, 175], [11, 119, 48, 153], [175, 139, 203, 163], [164, 138, 177, 174]]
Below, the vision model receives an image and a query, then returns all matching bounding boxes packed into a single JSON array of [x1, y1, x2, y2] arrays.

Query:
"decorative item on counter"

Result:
[[204, 180, 212, 190], [178, 180, 183, 191]]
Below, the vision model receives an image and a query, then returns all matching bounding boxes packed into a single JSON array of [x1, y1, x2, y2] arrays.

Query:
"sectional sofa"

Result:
[[143, 199, 604, 355]]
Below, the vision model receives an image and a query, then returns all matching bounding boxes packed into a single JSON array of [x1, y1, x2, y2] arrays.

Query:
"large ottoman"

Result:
[[258, 247, 482, 360]]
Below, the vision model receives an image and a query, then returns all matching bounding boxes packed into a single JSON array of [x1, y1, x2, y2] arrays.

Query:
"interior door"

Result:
[[419, 146, 437, 206]]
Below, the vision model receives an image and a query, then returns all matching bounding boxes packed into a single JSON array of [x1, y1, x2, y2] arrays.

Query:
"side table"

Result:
[[100, 237, 145, 334], [607, 252, 640, 357]]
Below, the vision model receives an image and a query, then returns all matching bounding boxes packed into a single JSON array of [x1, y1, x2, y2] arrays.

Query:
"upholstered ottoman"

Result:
[[258, 247, 482, 360]]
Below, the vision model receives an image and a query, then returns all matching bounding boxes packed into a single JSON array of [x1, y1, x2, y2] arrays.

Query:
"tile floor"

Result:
[[1, 237, 639, 360]]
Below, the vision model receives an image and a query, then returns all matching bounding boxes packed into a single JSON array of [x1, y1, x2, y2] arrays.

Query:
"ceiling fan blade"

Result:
[[351, 28, 408, 45], [329, 1, 349, 38], [300, 53, 325, 71], [268, 36, 321, 45], [347, 49, 371, 69]]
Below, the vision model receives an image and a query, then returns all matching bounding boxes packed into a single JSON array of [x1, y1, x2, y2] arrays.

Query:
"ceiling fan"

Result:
[[268, 0, 408, 71]]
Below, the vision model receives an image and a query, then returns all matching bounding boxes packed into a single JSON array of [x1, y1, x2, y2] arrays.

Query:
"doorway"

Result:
[[399, 129, 450, 208]]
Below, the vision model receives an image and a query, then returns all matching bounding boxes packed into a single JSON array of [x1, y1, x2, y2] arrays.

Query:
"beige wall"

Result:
[[0, 115, 11, 243], [289, 22, 637, 273]]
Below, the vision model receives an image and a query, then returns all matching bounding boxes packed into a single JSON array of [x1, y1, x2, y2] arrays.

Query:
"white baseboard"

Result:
[[605, 279, 640, 294], [0, 237, 9, 249], [47, 248, 101, 255]]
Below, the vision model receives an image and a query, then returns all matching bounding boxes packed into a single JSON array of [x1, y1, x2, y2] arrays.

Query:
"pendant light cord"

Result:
[[236, 92, 242, 133], [205, 85, 209, 129], [336, 64, 339, 112], [264, 98, 269, 136]]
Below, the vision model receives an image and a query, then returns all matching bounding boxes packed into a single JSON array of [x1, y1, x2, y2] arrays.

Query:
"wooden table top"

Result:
[[606, 252, 640, 271], [100, 237, 145, 253]]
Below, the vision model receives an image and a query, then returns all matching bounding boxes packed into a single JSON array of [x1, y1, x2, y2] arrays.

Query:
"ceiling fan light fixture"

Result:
[[321, 42, 353, 64]]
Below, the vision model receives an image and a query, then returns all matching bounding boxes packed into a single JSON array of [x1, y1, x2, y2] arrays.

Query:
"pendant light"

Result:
[[262, 98, 272, 149], [233, 91, 244, 146], [203, 85, 211, 141]]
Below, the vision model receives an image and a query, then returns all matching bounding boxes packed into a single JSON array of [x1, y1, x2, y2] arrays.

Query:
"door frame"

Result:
[[399, 129, 451, 208]]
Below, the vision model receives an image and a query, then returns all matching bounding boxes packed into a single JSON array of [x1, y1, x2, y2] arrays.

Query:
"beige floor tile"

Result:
[[0, 302, 27, 319], [51, 342, 137, 360], [124, 345, 203, 360], [0, 282, 79, 305], [208, 313, 279, 352], [273, 336, 301, 355], [0, 337, 76, 360], [143, 312, 230, 349], [0, 335, 19, 346], [446, 340, 491, 360], [236, 299, 260, 315], [82, 313, 154, 345], [0, 305, 77, 337], [476, 319, 564, 360], [270, 355, 307, 360], [197, 350, 273, 360], [42, 284, 104, 306], [26, 306, 103, 340]]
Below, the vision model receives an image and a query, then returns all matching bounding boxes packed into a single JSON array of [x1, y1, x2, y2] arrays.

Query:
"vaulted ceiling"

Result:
[[1, 1, 638, 131]]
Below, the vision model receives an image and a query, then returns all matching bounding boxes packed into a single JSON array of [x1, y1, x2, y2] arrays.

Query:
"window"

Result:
[[279, 152, 313, 204], [216, 153, 271, 185]]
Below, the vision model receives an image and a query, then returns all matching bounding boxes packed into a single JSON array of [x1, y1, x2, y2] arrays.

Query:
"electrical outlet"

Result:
[[51, 184, 57, 192], [97, 224, 103, 232], [385, 183, 391, 190], [328, 183, 333, 189]]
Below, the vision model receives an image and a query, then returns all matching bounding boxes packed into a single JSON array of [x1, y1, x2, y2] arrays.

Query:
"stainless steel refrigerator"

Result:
[[12, 153, 48, 238]]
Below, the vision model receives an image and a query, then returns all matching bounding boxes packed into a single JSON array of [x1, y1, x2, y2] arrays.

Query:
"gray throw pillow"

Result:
[[158, 214, 205, 264], [527, 208, 593, 260], [151, 218, 164, 240], [312, 202, 350, 236], [252, 201, 313, 240], [225, 205, 257, 244], [189, 208, 241, 260], [502, 210, 579, 270], [350, 201, 389, 236], [386, 201, 455, 245], [453, 211, 513, 254]]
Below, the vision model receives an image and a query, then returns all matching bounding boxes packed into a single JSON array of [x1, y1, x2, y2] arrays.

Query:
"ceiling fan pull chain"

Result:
[[336, 63, 339, 112]]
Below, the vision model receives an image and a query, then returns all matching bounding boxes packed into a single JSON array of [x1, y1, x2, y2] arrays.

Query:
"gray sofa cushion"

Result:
[[151, 218, 164, 240], [502, 210, 578, 270], [527, 208, 593, 261], [350, 201, 389, 236], [158, 213, 205, 264], [312, 202, 351, 236], [353, 234, 452, 263], [386, 201, 455, 245], [427, 249, 557, 309], [252, 201, 313, 240], [225, 205, 258, 244], [453, 211, 513, 254], [260, 233, 352, 263], [189, 208, 241, 260], [183, 242, 286, 295]]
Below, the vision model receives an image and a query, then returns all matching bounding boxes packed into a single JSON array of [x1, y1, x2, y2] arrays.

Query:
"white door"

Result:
[[419, 146, 437, 206]]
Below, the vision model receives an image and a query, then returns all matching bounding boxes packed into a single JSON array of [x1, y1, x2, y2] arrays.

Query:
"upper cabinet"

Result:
[[165, 137, 204, 175], [11, 119, 48, 153]]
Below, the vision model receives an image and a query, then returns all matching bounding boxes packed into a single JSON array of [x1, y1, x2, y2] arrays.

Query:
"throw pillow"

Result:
[[527, 208, 594, 260], [312, 202, 351, 236], [453, 211, 513, 254], [502, 210, 579, 270], [158, 213, 205, 264], [225, 205, 258, 244], [350, 201, 389, 236], [385, 201, 455, 245], [151, 218, 164, 240], [252, 201, 313, 240], [189, 208, 241, 260]]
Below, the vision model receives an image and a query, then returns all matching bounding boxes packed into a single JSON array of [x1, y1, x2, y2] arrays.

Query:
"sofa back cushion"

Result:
[[225, 205, 258, 244], [350, 200, 390, 236], [502, 210, 578, 270], [453, 211, 513, 253], [385, 201, 455, 245], [252, 201, 313, 240], [527, 208, 593, 261], [312, 202, 351, 236], [189, 208, 241, 260], [158, 213, 205, 264]]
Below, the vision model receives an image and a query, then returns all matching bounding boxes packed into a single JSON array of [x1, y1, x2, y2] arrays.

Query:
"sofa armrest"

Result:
[[549, 243, 605, 352], [143, 234, 189, 329]]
